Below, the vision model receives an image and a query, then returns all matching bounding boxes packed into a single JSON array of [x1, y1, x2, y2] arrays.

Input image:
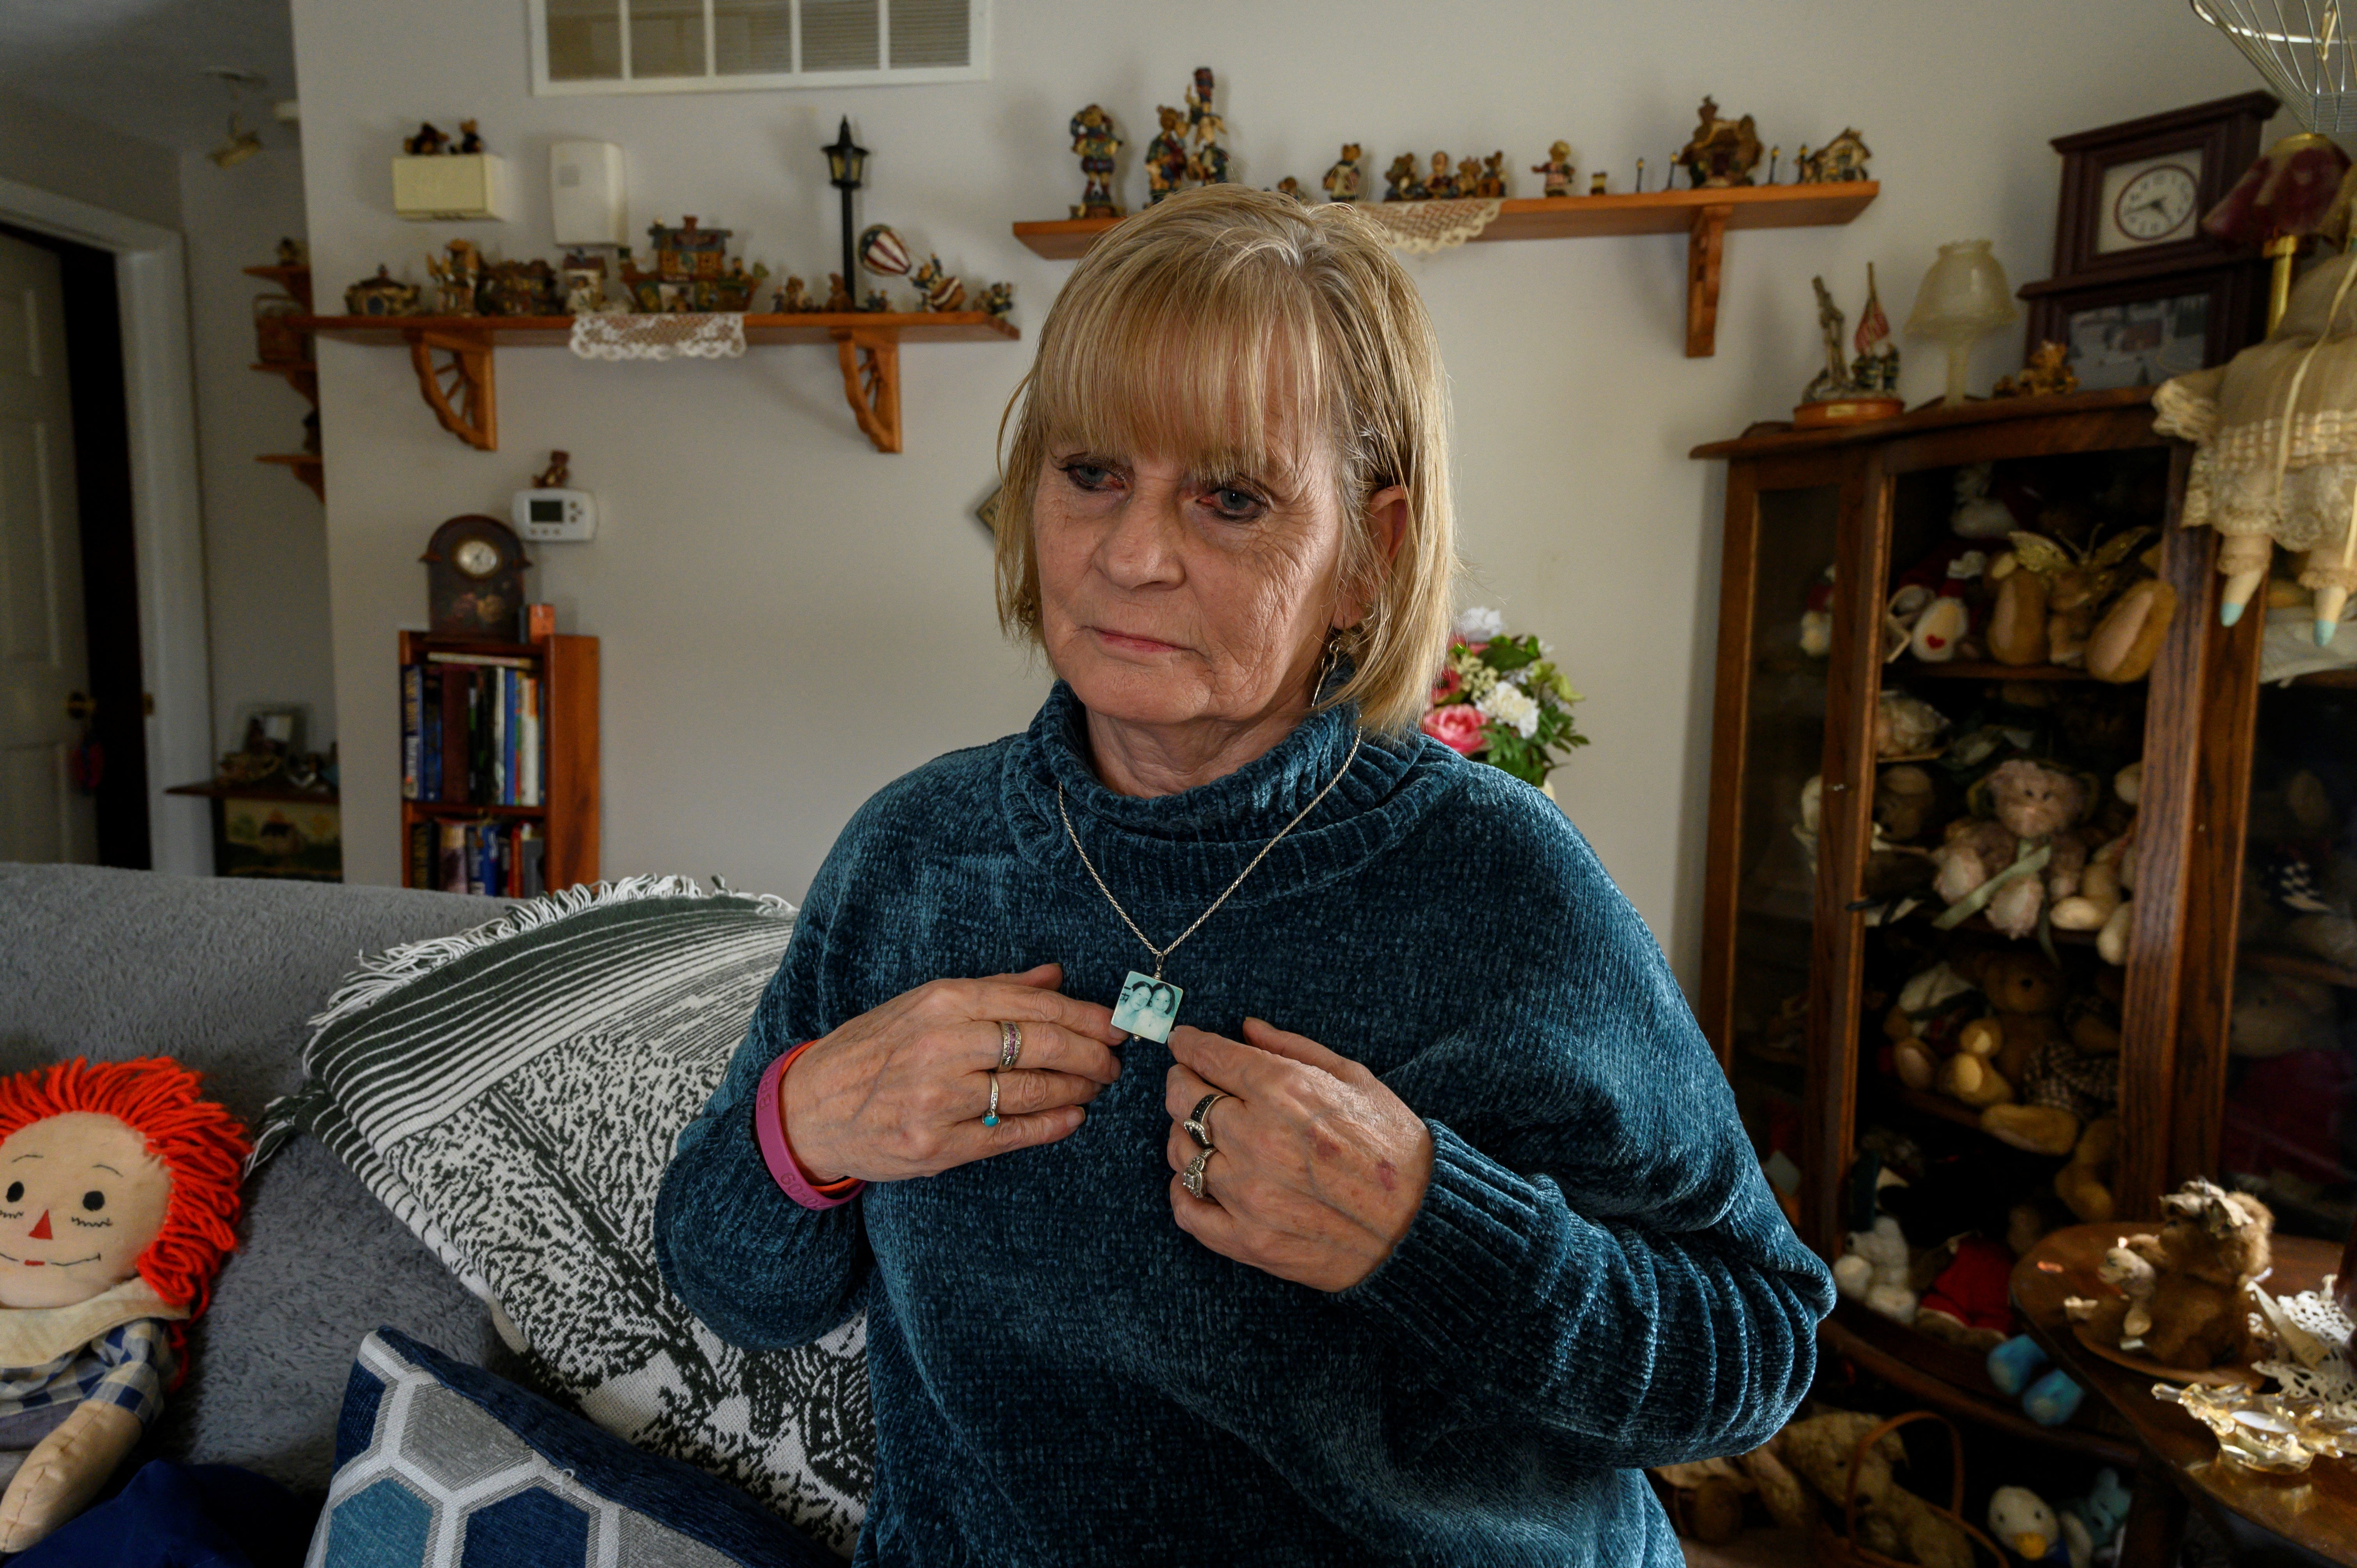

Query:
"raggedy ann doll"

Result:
[[0, 1059, 246, 1550]]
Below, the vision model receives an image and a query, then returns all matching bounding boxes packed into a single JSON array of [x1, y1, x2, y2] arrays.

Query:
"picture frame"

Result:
[[2044, 92, 2276, 282], [236, 703, 308, 758], [2022, 263, 2268, 392]]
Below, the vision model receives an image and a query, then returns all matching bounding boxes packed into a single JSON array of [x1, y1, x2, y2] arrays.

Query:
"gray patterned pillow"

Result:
[[260, 878, 871, 1556]]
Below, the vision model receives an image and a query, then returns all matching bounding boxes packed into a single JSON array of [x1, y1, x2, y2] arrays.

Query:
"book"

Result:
[[518, 825, 545, 897], [438, 821, 466, 893], [492, 667, 509, 806], [426, 651, 537, 669], [400, 664, 422, 800], [421, 666, 444, 802], [408, 820, 431, 888], [519, 674, 540, 806], [440, 666, 469, 803]]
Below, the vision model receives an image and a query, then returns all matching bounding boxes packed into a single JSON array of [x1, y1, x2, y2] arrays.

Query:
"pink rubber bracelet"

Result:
[[754, 1044, 865, 1209]]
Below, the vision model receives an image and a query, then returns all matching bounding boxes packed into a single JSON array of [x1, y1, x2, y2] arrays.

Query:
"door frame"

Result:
[[0, 175, 210, 876]]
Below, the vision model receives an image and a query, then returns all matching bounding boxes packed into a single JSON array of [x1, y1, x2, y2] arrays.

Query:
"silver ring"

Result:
[[1182, 1147, 1216, 1201], [1184, 1092, 1226, 1151], [998, 1021, 1023, 1071], [983, 1072, 1002, 1128]]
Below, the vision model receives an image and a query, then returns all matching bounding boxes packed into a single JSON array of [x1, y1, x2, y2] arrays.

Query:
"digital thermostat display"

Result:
[[513, 487, 596, 542]]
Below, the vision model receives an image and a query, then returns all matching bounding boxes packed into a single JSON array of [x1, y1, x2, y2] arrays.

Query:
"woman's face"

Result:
[[1031, 428, 1352, 739]]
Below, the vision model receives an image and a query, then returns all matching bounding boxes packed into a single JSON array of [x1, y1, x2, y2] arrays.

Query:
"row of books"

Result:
[[408, 818, 546, 897], [400, 653, 544, 806]]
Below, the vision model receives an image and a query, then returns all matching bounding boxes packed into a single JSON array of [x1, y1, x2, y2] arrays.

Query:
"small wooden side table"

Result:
[[164, 780, 343, 881], [2012, 1223, 2354, 1567]]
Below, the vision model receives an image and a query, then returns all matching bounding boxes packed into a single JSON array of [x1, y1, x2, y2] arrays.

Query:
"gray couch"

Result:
[[0, 862, 513, 1492]]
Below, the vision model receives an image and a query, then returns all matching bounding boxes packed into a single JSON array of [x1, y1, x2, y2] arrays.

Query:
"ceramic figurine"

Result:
[[1186, 70, 1230, 188], [1274, 177, 1307, 203], [1994, 342, 2079, 399], [456, 118, 484, 154], [910, 255, 965, 313], [773, 276, 810, 313], [1426, 152, 1458, 199], [1851, 262, 1900, 393], [979, 281, 1015, 320], [824, 273, 855, 312], [1474, 152, 1509, 198], [1383, 153, 1428, 202], [1322, 144, 1364, 202], [275, 236, 307, 266], [1145, 106, 1190, 204], [1456, 155, 1486, 196], [483, 258, 562, 316], [1799, 129, 1872, 184], [858, 223, 913, 281], [343, 265, 421, 317], [1804, 277, 1851, 404], [402, 122, 449, 156], [1796, 273, 1905, 425], [1068, 104, 1124, 219], [1531, 141, 1576, 197], [861, 289, 891, 313], [426, 238, 483, 315], [1677, 97, 1764, 188], [1589, 171, 1609, 195], [620, 217, 763, 311]]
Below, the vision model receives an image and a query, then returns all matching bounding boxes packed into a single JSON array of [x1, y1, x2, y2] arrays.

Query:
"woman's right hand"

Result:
[[780, 963, 1125, 1183]]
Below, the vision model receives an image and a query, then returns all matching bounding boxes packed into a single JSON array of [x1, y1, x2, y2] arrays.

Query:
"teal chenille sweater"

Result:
[[654, 684, 1832, 1566]]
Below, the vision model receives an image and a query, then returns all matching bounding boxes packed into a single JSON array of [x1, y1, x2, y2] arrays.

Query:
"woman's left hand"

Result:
[[1163, 1019, 1433, 1293]]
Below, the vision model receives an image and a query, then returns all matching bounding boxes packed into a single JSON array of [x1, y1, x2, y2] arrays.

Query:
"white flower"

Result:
[[1454, 606, 1505, 642], [1478, 681, 1540, 739]]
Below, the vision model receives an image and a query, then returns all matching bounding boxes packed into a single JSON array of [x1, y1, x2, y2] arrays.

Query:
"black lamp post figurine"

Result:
[[823, 117, 868, 310]]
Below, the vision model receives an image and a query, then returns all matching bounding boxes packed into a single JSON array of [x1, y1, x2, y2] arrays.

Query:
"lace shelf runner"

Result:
[[1364, 198, 1505, 254], [569, 311, 747, 361]]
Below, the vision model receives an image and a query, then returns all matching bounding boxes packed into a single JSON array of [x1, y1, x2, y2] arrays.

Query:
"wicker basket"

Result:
[[1809, 1411, 2007, 1568]]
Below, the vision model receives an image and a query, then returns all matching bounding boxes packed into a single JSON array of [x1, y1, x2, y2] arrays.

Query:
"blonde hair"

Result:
[[994, 185, 1456, 733]]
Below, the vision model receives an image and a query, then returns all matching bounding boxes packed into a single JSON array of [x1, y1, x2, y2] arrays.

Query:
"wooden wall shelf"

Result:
[[301, 311, 1018, 455], [248, 263, 322, 499], [1012, 183, 1878, 357]]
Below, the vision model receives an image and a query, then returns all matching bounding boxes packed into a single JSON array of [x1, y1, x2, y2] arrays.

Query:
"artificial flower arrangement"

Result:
[[1419, 607, 1588, 786]]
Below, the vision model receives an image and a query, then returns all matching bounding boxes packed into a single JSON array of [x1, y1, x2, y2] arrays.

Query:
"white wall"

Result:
[[177, 147, 337, 759], [288, 0, 2265, 983], [0, 96, 181, 232]]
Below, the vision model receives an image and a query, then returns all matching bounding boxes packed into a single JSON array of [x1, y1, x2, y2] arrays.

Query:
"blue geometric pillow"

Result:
[[313, 1329, 837, 1566]]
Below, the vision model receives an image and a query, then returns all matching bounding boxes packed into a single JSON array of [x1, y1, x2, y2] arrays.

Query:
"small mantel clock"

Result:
[[422, 514, 531, 640], [2017, 92, 2278, 391]]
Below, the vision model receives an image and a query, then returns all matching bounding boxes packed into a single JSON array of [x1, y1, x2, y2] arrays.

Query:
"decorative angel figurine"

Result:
[[0, 1060, 246, 1551], [1530, 141, 1576, 198], [2155, 232, 2357, 644]]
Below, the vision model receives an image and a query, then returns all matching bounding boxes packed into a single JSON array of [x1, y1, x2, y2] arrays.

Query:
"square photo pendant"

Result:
[[1111, 970, 1182, 1045]]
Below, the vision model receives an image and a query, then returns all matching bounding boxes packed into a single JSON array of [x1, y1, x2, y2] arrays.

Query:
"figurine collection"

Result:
[[1061, 86, 1869, 212], [343, 119, 1011, 323]]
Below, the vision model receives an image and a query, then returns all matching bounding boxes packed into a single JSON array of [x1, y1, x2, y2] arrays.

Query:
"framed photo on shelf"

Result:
[[2023, 263, 2266, 391]]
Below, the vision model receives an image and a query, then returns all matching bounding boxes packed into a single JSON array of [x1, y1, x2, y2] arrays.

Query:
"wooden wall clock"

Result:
[[2017, 91, 2279, 390], [422, 514, 531, 641]]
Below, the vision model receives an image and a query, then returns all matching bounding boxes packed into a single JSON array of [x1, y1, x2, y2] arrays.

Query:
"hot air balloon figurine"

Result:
[[859, 223, 913, 291]]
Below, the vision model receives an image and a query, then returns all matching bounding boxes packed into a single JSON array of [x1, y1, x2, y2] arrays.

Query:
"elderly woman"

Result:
[[654, 185, 1832, 1565]]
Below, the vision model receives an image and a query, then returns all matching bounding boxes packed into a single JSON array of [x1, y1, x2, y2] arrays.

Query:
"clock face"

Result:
[[453, 538, 503, 579], [2096, 152, 2203, 254]]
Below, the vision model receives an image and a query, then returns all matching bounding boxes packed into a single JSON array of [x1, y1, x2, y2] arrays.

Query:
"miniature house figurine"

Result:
[[1322, 145, 1365, 202], [620, 217, 764, 312], [1069, 104, 1124, 219], [1799, 129, 1873, 184], [1531, 141, 1577, 197], [1677, 97, 1764, 188], [344, 265, 421, 317]]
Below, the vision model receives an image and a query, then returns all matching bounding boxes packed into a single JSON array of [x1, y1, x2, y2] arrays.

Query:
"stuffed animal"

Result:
[[1886, 960, 1981, 1093], [1913, 1235, 2015, 1350], [2085, 542, 2178, 684], [1887, 546, 1991, 663], [1769, 1410, 1976, 1568], [1877, 691, 1952, 758], [1987, 1485, 2075, 1566], [1983, 977, 2118, 1160], [0, 1060, 247, 1551], [1985, 1335, 2087, 1429], [1988, 529, 2155, 669], [2053, 1115, 2118, 1224], [1942, 948, 2067, 1112], [1833, 1214, 1918, 1324], [2059, 1468, 2130, 1566], [2064, 1178, 2273, 1369], [1931, 760, 2092, 938]]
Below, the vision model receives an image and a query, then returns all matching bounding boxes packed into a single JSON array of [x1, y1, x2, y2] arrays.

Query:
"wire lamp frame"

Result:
[[2194, 0, 2357, 131]]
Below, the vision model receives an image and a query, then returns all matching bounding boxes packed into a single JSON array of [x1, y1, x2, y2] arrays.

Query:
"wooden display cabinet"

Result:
[[398, 629, 599, 893]]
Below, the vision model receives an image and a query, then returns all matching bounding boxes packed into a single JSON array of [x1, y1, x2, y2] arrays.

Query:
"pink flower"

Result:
[[1421, 705, 1487, 755], [1430, 667, 1463, 703]]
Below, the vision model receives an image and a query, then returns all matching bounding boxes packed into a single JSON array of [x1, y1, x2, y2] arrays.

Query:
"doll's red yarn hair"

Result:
[[0, 1059, 249, 1329]]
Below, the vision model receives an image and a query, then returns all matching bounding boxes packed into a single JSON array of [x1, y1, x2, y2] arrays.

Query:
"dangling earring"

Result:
[[1315, 628, 1347, 699]]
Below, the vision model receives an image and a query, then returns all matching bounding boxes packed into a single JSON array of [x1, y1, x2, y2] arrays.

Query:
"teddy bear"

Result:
[[1887, 546, 1991, 663], [1926, 948, 2066, 1112], [2085, 543, 2178, 685], [2053, 1115, 2118, 1224], [1833, 1214, 1919, 1325], [1886, 960, 1982, 1094], [2064, 1178, 2274, 1369], [2051, 763, 2141, 964], [1651, 1443, 1814, 1545], [1931, 760, 2092, 938], [1767, 1410, 1976, 1568], [1913, 1234, 2016, 1350], [1876, 691, 1951, 758]]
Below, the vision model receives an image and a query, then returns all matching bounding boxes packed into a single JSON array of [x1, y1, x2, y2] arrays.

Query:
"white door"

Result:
[[0, 231, 96, 864]]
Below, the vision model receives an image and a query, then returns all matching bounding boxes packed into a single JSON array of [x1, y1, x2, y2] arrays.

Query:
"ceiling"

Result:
[[0, 0, 297, 154]]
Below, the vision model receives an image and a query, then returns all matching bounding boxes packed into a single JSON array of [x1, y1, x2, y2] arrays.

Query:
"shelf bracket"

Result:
[[406, 328, 498, 450], [831, 328, 902, 454], [1686, 203, 1732, 358]]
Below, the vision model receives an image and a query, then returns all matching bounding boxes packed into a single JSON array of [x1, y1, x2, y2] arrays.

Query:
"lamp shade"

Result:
[[2193, 0, 2357, 133]]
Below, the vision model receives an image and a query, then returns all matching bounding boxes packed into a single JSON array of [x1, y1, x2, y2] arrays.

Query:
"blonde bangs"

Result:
[[996, 186, 1457, 735]]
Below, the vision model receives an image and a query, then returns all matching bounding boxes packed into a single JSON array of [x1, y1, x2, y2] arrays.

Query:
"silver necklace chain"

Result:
[[1055, 732, 1363, 980]]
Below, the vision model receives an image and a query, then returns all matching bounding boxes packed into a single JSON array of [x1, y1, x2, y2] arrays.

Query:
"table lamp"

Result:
[[1907, 241, 2018, 405]]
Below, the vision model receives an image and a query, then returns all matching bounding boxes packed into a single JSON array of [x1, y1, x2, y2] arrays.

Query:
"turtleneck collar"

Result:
[[1003, 681, 1463, 918]]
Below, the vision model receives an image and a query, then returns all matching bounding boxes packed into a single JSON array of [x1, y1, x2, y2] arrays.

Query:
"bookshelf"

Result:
[[398, 629, 599, 894]]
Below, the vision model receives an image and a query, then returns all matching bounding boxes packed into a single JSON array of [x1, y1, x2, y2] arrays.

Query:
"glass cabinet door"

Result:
[[2219, 672, 2357, 1242], [1710, 479, 1844, 1239]]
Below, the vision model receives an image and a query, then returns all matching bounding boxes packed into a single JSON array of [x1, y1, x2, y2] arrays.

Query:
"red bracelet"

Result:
[[754, 1043, 865, 1209]]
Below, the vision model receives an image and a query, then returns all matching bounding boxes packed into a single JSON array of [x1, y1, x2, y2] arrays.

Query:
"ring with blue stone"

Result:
[[983, 1072, 1002, 1128]]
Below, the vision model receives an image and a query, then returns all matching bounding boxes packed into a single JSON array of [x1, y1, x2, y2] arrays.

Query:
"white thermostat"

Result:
[[514, 488, 596, 542]]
